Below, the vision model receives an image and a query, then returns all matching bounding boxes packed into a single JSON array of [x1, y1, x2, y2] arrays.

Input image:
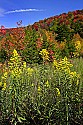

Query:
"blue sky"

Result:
[[0, 0, 83, 28]]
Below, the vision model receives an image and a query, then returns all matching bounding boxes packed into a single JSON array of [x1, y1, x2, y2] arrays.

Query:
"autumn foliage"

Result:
[[0, 9, 83, 63]]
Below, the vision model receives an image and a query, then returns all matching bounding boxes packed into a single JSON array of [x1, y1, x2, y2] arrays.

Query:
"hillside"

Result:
[[0, 9, 83, 63]]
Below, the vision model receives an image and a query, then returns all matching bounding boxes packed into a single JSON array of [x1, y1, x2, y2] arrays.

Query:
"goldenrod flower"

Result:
[[39, 49, 49, 61], [13, 49, 19, 57], [70, 71, 77, 78], [2, 83, 6, 90], [45, 80, 50, 87], [4, 72, 8, 77], [2, 72, 8, 80], [56, 88, 60, 96], [53, 57, 73, 74], [38, 85, 41, 94], [27, 68, 34, 76], [75, 41, 81, 51], [74, 41, 81, 57], [23, 62, 27, 68]]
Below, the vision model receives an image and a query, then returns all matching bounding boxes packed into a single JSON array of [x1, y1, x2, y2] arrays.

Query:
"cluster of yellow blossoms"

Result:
[[39, 49, 49, 62], [8, 49, 22, 78], [0, 82, 7, 91], [0, 50, 79, 95], [75, 41, 81, 51], [56, 88, 60, 96], [0, 49, 34, 90], [73, 40, 81, 57], [53, 56, 73, 73], [53, 57, 79, 85]]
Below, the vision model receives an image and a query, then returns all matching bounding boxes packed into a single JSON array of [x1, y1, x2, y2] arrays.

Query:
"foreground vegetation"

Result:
[[0, 50, 83, 125]]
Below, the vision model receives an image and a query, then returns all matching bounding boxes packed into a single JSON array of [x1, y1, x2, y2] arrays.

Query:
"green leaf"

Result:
[[17, 116, 26, 123]]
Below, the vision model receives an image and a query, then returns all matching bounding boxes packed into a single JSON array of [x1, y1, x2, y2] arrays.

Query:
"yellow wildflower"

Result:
[[63, 56, 68, 62], [45, 80, 50, 87], [75, 41, 81, 51], [56, 88, 60, 96], [70, 71, 77, 78], [2, 72, 8, 80], [4, 72, 8, 77], [27, 68, 34, 76], [13, 49, 19, 57], [39, 49, 49, 61], [23, 62, 27, 68], [2, 83, 6, 90], [38, 85, 41, 94], [53, 57, 73, 74], [64, 67, 70, 74]]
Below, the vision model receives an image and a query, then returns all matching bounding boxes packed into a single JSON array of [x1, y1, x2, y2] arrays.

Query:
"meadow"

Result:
[[0, 9, 83, 125], [0, 49, 83, 125]]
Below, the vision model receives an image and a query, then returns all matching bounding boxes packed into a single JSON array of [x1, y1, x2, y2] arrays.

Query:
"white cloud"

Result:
[[5, 8, 44, 14], [0, 8, 5, 16]]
